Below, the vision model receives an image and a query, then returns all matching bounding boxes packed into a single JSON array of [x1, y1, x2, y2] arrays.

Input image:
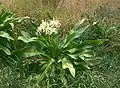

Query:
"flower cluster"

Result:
[[37, 18, 61, 35]]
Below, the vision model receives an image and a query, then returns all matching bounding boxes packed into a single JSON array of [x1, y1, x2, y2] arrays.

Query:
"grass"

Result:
[[6, 0, 120, 36]]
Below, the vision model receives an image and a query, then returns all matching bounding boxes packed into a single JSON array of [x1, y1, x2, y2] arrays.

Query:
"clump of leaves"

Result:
[[32, 18, 106, 86], [0, 9, 41, 84], [0, 9, 106, 87], [0, 9, 36, 66]]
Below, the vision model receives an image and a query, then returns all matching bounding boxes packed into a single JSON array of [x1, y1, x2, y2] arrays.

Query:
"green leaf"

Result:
[[0, 12, 13, 22], [67, 48, 77, 53], [18, 31, 37, 43], [9, 23, 14, 30], [12, 46, 41, 58], [18, 36, 37, 43], [0, 31, 14, 40], [60, 67, 67, 85], [36, 58, 54, 82], [78, 39, 107, 49], [68, 54, 78, 60], [17, 16, 30, 23], [80, 62, 90, 70], [62, 58, 75, 77], [83, 52, 94, 58], [70, 48, 91, 55], [37, 39, 47, 47], [0, 45, 11, 55], [36, 34, 50, 47], [3, 17, 14, 25], [63, 25, 89, 48]]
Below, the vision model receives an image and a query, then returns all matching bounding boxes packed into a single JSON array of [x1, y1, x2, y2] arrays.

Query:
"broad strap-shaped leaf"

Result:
[[68, 48, 92, 55], [37, 39, 48, 48], [15, 16, 30, 23], [67, 48, 77, 53], [18, 36, 37, 43], [0, 12, 13, 22], [0, 45, 11, 55], [9, 23, 14, 30], [51, 34, 59, 47], [3, 17, 14, 25], [18, 31, 37, 43], [62, 58, 75, 77], [12, 46, 41, 58], [63, 25, 89, 48], [37, 35, 50, 47], [36, 58, 54, 82], [82, 51, 95, 58], [78, 39, 108, 49], [12, 45, 51, 59], [0, 12, 14, 27], [0, 31, 14, 40]]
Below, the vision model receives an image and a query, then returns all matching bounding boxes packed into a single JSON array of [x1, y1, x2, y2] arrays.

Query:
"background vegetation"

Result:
[[0, 0, 120, 88]]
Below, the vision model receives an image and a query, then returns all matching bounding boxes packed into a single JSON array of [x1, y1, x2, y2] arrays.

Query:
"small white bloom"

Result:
[[93, 22, 98, 25], [49, 18, 61, 28], [37, 18, 61, 35], [49, 28, 58, 35]]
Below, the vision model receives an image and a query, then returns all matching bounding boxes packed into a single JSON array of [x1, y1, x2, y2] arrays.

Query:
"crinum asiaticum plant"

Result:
[[34, 18, 106, 84], [0, 9, 40, 70], [0, 10, 45, 87]]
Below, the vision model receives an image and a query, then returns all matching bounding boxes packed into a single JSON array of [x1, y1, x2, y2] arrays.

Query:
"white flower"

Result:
[[37, 18, 61, 35], [49, 18, 61, 28], [49, 28, 58, 35], [37, 20, 48, 35], [93, 22, 98, 25]]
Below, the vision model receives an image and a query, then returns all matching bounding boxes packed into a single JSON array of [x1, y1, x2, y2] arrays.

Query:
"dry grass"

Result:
[[3, 0, 120, 33]]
